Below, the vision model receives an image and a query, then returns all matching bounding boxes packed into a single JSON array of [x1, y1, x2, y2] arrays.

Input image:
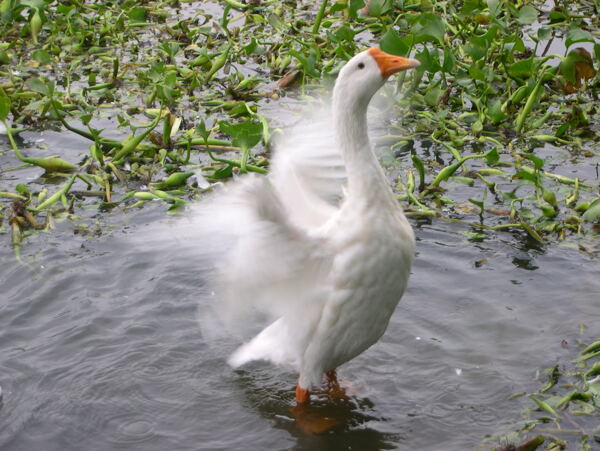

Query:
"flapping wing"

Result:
[[269, 107, 347, 229]]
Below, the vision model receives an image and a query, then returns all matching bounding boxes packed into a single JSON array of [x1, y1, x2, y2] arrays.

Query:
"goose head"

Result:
[[333, 48, 420, 113]]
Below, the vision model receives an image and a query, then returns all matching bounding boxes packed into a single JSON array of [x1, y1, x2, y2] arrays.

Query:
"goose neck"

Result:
[[333, 93, 389, 202]]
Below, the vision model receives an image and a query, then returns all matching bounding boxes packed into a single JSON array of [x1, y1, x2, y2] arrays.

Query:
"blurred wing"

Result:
[[269, 107, 347, 229], [191, 175, 332, 336]]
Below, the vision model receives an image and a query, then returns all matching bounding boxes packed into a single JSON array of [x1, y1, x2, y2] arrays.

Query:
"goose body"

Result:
[[214, 48, 419, 403]]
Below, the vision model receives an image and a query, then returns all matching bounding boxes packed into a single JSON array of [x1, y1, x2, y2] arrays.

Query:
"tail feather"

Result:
[[227, 318, 300, 370]]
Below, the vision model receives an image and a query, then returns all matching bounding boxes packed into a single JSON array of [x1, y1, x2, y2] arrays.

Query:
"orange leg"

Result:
[[325, 369, 338, 385], [295, 384, 310, 404], [324, 369, 346, 399]]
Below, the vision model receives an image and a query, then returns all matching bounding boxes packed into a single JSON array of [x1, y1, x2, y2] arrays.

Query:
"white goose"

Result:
[[211, 48, 419, 406]]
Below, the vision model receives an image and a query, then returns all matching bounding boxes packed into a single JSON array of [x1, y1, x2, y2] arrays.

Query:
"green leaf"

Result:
[[468, 198, 484, 213], [219, 119, 263, 151], [21, 0, 45, 8], [379, 28, 409, 57], [530, 395, 558, 416], [559, 51, 578, 84], [485, 147, 500, 165], [15, 184, 29, 196], [441, 47, 455, 73], [128, 7, 147, 21], [267, 12, 285, 31], [549, 10, 568, 23], [348, 0, 366, 19], [582, 198, 600, 222], [565, 27, 595, 50], [0, 87, 10, 121], [333, 25, 355, 43], [25, 77, 52, 96], [365, 0, 392, 16], [486, 0, 500, 17], [424, 84, 443, 107], [508, 58, 534, 79], [289, 47, 320, 78], [537, 27, 552, 41], [522, 153, 544, 170], [415, 47, 441, 73], [413, 13, 445, 45], [486, 100, 508, 124], [517, 5, 538, 25], [513, 171, 538, 184], [32, 49, 50, 64], [463, 36, 488, 61]]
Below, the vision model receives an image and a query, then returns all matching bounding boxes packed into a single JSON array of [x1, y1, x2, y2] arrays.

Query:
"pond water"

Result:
[[1, 127, 599, 450]]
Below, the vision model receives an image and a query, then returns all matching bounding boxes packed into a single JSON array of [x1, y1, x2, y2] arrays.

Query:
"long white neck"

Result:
[[332, 81, 395, 205]]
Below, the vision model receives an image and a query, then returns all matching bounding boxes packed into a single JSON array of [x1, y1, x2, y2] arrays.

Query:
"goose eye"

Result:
[[357, 62, 365, 69]]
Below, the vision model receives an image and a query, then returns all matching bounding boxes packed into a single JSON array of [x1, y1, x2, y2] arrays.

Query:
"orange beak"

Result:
[[368, 48, 420, 78]]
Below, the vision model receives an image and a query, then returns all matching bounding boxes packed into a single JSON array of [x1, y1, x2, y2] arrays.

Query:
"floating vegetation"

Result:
[[483, 336, 600, 450], [0, 0, 599, 253]]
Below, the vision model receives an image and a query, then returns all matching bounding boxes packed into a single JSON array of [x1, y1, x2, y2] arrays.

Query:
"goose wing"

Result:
[[269, 107, 347, 229]]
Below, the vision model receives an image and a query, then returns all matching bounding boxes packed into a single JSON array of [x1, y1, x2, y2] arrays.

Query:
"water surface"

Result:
[[1, 155, 598, 449]]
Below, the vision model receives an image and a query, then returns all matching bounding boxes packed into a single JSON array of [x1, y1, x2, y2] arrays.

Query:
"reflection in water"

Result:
[[234, 368, 401, 449]]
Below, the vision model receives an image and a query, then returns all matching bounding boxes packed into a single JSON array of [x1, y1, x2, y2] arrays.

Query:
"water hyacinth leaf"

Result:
[[542, 188, 558, 209], [468, 198, 484, 215], [565, 27, 596, 50], [529, 396, 558, 416], [334, 25, 355, 43], [32, 49, 51, 64], [365, 0, 392, 17], [416, 47, 441, 73], [486, 0, 500, 16], [411, 154, 425, 190], [128, 7, 147, 21], [412, 13, 445, 45], [219, 120, 263, 151], [348, 0, 365, 18], [485, 147, 500, 166], [520, 153, 544, 170], [0, 88, 9, 121], [581, 340, 600, 356], [486, 100, 508, 124], [513, 171, 538, 184], [549, 10, 568, 23], [537, 27, 552, 41], [516, 5, 538, 25], [515, 80, 543, 132], [560, 48, 596, 92], [508, 58, 534, 80], [195, 120, 211, 143], [267, 12, 285, 31], [582, 198, 600, 222], [150, 171, 194, 189], [21, 0, 46, 9], [15, 184, 30, 198], [25, 77, 53, 96], [459, 0, 483, 15], [30, 8, 42, 44], [34, 175, 76, 211], [463, 36, 488, 62], [289, 47, 320, 78], [379, 28, 409, 57], [441, 47, 455, 73], [206, 44, 231, 81], [424, 84, 443, 107]]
